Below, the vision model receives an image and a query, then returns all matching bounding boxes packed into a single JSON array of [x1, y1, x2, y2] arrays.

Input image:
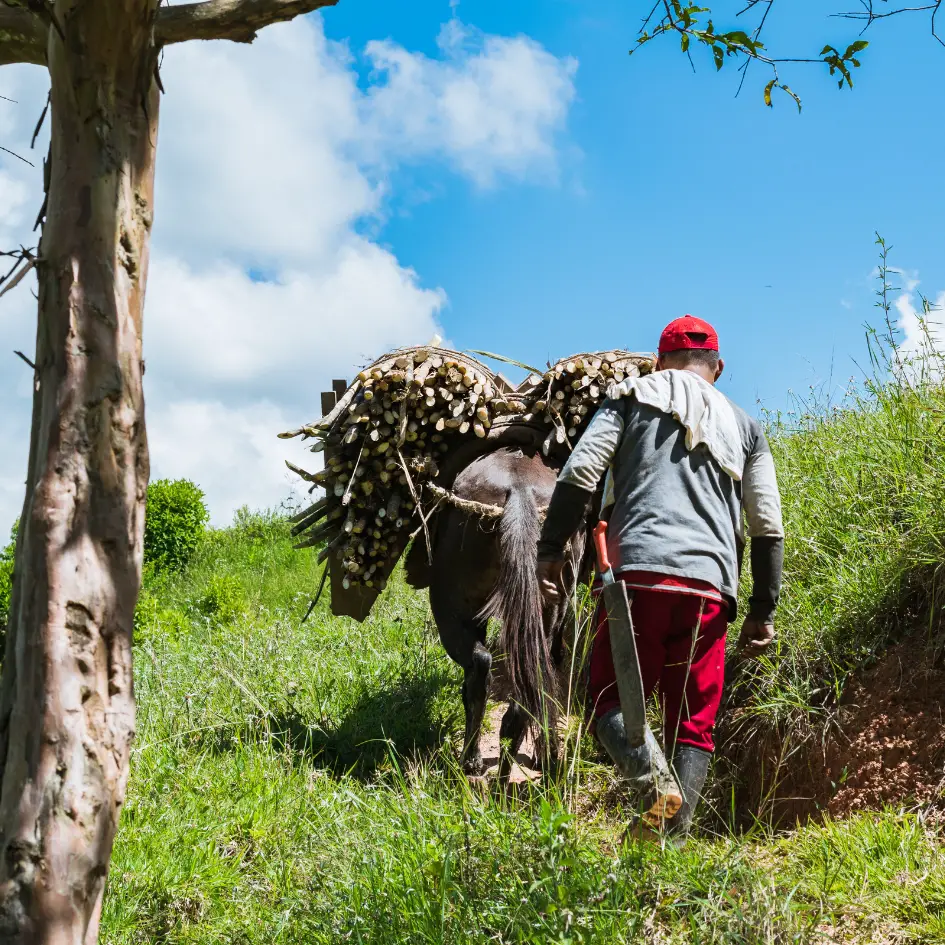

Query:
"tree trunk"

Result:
[[0, 2, 159, 942]]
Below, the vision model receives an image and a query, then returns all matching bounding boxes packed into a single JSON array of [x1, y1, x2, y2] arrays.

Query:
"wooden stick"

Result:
[[317, 531, 346, 564], [293, 520, 339, 550], [290, 503, 331, 536], [288, 496, 328, 524]]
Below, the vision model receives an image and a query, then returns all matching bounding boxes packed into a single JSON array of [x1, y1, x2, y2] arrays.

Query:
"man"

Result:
[[536, 316, 784, 844]]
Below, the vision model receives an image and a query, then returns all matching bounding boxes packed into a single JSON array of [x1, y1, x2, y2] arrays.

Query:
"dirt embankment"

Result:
[[724, 637, 945, 824], [823, 638, 945, 816], [484, 635, 945, 821]]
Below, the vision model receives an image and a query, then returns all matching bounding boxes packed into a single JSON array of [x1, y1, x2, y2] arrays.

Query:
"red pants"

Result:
[[588, 577, 728, 753]]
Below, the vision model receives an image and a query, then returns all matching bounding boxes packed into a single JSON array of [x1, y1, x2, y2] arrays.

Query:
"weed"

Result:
[[144, 478, 210, 572], [193, 574, 246, 626], [101, 514, 945, 944]]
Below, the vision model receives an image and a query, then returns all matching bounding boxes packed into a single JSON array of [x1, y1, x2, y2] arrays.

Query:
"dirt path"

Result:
[[472, 704, 542, 784]]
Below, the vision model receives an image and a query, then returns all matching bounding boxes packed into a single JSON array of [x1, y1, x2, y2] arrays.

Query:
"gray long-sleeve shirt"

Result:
[[541, 378, 785, 621]]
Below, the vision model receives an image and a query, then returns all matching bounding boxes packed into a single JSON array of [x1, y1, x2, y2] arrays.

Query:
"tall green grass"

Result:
[[105, 506, 945, 943], [101, 240, 945, 942], [715, 240, 945, 820]]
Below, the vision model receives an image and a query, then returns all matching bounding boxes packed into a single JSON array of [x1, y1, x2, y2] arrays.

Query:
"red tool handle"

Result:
[[593, 521, 612, 574]]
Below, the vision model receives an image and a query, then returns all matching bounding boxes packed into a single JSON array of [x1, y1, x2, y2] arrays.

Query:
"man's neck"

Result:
[[673, 365, 717, 386]]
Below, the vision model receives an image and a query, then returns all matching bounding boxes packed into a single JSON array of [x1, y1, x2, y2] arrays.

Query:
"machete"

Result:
[[593, 521, 682, 826]]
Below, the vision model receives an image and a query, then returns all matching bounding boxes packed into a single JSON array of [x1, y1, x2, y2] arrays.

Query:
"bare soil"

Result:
[[823, 638, 945, 816], [477, 635, 945, 821], [473, 704, 542, 785], [721, 636, 945, 825]]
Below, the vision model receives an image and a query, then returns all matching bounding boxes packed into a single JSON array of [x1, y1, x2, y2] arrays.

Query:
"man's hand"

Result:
[[737, 617, 775, 656], [537, 559, 564, 605]]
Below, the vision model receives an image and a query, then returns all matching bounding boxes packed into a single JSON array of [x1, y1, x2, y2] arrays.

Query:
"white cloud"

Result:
[[892, 268, 921, 294], [0, 15, 577, 527], [896, 286, 945, 366], [154, 22, 374, 270], [362, 21, 578, 187], [146, 399, 311, 520], [145, 247, 445, 401]]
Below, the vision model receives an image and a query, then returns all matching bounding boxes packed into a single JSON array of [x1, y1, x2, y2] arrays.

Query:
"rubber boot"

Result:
[[627, 745, 711, 848], [664, 745, 712, 847], [596, 708, 682, 826]]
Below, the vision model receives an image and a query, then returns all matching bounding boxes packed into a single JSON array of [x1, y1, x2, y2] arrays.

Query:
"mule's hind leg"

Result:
[[496, 702, 529, 783], [461, 640, 492, 775], [430, 572, 493, 777], [534, 698, 562, 778]]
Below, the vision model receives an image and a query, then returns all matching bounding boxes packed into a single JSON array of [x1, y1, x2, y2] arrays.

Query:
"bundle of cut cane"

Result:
[[518, 351, 656, 455], [279, 347, 517, 591]]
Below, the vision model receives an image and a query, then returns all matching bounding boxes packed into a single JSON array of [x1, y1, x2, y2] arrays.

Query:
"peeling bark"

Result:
[[156, 0, 338, 46], [0, 0, 346, 940], [0, 2, 159, 943]]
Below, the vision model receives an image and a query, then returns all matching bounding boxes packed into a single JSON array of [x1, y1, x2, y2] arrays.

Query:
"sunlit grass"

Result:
[[104, 490, 945, 943], [101, 251, 945, 942]]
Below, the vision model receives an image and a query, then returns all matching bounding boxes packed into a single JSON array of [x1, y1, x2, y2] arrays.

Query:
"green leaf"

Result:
[[466, 350, 543, 374], [780, 84, 802, 113], [681, 33, 690, 53], [821, 45, 835, 56], [764, 78, 775, 107], [713, 46, 724, 70]]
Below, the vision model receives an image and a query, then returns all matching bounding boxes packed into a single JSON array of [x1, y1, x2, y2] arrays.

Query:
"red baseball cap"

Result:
[[658, 315, 719, 354]]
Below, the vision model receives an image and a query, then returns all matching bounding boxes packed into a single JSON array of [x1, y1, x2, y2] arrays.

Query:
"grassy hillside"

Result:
[[94, 270, 945, 942], [103, 410, 945, 945], [714, 316, 945, 821]]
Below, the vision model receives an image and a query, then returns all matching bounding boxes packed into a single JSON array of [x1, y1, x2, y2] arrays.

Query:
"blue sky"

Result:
[[332, 0, 945, 407], [0, 1, 942, 526]]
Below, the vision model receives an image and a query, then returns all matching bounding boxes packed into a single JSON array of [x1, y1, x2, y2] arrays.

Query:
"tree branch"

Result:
[[834, 0, 944, 46], [0, 7, 47, 67], [155, 0, 339, 46], [633, 0, 874, 111]]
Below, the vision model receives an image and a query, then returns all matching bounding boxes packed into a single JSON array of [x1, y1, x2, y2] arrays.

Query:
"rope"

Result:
[[426, 483, 504, 519], [425, 483, 548, 521]]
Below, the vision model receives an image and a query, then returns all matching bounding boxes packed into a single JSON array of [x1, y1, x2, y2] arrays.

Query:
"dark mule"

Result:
[[427, 445, 586, 778]]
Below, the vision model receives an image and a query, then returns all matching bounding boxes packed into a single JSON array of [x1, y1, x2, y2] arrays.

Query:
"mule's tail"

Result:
[[479, 487, 555, 729]]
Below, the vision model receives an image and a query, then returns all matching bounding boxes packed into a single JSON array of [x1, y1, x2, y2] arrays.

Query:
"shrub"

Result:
[[144, 479, 209, 572], [194, 574, 245, 626], [231, 505, 289, 545], [0, 521, 18, 663], [133, 587, 189, 647]]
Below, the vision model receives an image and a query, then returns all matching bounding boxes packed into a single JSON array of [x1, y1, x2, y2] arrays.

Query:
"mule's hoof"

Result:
[[462, 754, 485, 777]]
